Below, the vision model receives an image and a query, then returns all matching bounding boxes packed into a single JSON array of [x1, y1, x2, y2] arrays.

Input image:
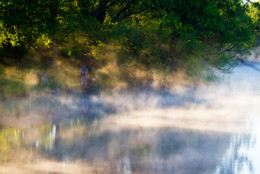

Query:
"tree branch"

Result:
[[112, 0, 132, 22], [95, 0, 110, 23], [112, 6, 127, 22]]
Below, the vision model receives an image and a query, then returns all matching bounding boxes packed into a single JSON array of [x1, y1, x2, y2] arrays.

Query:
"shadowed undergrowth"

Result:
[[0, 45, 214, 98]]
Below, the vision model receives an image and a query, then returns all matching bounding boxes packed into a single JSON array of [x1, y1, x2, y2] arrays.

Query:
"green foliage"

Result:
[[0, 77, 26, 96], [0, 0, 257, 75], [248, 1, 260, 45]]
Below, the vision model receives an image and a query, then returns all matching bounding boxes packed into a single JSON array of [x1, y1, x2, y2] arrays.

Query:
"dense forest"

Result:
[[0, 0, 260, 92]]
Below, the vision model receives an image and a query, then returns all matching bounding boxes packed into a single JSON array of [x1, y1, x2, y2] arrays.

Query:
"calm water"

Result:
[[0, 59, 260, 174]]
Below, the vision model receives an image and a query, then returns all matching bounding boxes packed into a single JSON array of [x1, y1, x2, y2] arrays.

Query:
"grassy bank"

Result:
[[0, 45, 218, 98]]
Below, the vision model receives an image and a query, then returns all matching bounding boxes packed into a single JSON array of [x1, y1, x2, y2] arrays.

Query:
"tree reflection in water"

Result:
[[215, 121, 257, 174], [0, 120, 233, 174], [1, 61, 260, 173]]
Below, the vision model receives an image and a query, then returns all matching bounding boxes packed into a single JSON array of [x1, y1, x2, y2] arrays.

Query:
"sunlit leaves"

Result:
[[0, 0, 257, 74]]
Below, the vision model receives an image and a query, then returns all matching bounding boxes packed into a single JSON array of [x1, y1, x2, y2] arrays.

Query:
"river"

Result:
[[0, 53, 260, 174]]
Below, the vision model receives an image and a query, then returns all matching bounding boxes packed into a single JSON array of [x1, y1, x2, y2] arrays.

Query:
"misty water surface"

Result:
[[0, 53, 260, 174]]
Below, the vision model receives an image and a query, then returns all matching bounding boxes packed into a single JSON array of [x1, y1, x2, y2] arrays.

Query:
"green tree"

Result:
[[249, 1, 260, 46], [0, 0, 257, 73]]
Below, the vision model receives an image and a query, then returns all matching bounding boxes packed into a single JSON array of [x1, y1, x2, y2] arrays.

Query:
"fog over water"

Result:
[[0, 49, 260, 174]]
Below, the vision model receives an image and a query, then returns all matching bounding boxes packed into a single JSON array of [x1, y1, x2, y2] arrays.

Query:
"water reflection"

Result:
[[0, 106, 259, 174], [215, 118, 260, 174], [0, 61, 260, 173], [0, 128, 22, 161], [215, 134, 254, 174], [0, 120, 233, 174]]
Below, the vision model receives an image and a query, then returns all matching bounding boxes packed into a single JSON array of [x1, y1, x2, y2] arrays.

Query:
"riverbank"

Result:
[[0, 47, 205, 99]]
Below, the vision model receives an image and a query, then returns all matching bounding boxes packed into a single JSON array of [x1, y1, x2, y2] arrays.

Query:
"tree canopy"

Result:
[[0, 0, 258, 74]]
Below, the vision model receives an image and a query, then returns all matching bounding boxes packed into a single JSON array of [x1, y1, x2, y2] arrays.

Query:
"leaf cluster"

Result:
[[0, 0, 258, 74]]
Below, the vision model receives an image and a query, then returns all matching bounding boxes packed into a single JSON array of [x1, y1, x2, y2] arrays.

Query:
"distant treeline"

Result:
[[0, 0, 259, 74]]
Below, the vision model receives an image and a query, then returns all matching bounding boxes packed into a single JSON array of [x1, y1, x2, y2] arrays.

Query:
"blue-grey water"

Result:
[[0, 53, 260, 174]]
